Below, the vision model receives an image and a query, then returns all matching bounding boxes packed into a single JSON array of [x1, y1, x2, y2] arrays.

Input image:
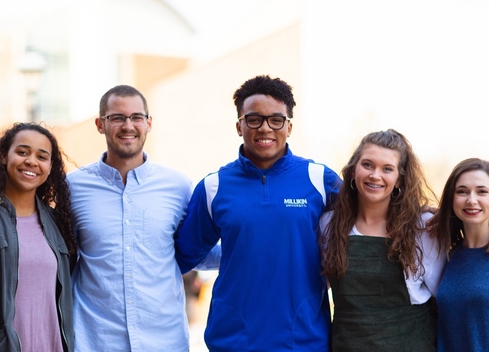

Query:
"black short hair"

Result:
[[233, 75, 296, 118]]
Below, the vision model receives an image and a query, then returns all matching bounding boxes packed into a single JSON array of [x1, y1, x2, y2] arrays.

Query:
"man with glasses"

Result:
[[175, 75, 341, 351], [67, 85, 218, 351]]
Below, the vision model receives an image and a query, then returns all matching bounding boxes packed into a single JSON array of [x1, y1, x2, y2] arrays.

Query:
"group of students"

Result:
[[0, 75, 487, 352]]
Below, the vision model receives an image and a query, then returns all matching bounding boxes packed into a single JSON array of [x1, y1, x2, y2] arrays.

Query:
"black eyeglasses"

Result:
[[101, 113, 149, 125], [238, 114, 290, 130]]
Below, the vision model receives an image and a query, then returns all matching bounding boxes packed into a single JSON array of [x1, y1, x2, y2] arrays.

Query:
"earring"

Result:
[[391, 187, 402, 199], [350, 179, 357, 190]]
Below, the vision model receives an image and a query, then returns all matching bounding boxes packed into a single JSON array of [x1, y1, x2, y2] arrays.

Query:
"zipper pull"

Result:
[[262, 175, 266, 184]]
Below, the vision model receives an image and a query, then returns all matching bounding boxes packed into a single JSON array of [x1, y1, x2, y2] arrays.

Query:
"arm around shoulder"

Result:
[[174, 178, 221, 274]]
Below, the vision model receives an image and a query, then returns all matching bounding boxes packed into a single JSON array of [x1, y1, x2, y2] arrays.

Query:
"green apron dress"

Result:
[[329, 236, 437, 352]]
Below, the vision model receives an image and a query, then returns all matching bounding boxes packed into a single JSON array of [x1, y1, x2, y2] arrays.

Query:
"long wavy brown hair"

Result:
[[430, 158, 489, 256], [0, 123, 76, 255], [321, 129, 438, 279]]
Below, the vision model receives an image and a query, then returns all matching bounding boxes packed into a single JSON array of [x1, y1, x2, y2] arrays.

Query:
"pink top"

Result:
[[13, 213, 63, 352]]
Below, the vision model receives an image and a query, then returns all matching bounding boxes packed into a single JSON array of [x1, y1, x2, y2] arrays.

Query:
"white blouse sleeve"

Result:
[[318, 211, 334, 248], [319, 211, 333, 234], [405, 212, 447, 304]]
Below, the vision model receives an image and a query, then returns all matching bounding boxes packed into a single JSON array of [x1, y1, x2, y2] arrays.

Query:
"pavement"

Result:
[[188, 276, 215, 352]]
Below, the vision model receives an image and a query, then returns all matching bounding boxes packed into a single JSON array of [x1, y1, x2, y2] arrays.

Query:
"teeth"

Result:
[[23, 171, 36, 176], [366, 183, 382, 188], [258, 139, 273, 144], [465, 209, 480, 214]]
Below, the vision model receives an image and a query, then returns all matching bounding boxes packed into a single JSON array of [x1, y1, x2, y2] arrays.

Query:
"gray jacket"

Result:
[[0, 195, 74, 352]]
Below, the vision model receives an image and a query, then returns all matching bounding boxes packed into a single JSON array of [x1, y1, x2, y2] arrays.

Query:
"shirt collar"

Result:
[[97, 151, 151, 185]]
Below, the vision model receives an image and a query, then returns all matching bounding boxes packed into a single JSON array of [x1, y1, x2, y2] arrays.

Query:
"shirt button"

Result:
[[125, 219, 130, 224], [126, 246, 131, 251], [126, 273, 131, 277]]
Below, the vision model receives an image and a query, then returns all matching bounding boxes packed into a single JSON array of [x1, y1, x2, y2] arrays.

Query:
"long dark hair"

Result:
[[430, 158, 489, 255], [321, 129, 438, 279], [0, 123, 76, 255]]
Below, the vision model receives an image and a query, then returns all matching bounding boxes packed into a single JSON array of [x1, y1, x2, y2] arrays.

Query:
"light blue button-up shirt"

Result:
[[68, 153, 194, 351]]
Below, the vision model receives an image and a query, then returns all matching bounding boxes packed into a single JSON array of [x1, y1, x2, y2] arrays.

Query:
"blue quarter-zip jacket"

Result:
[[175, 145, 341, 351]]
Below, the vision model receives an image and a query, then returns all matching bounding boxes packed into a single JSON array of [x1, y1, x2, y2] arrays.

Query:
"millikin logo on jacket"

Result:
[[283, 199, 308, 208]]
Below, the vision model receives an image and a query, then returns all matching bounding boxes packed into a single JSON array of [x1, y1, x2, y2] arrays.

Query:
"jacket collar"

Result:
[[0, 194, 15, 217], [0, 194, 48, 220], [238, 143, 292, 173]]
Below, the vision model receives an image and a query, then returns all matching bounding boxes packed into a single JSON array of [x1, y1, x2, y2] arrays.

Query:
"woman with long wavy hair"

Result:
[[320, 129, 445, 351], [0, 123, 75, 351]]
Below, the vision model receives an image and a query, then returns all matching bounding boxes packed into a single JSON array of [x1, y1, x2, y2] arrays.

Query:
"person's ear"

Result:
[[147, 115, 152, 132], [95, 118, 105, 134], [286, 120, 292, 137], [236, 121, 242, 137]]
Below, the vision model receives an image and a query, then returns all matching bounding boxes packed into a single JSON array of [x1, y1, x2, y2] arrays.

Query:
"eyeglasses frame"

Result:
[[238, 114, 291, 130], [101, 113, 149, 124]]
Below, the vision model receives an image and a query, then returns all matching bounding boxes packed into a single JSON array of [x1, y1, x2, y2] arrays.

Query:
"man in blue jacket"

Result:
[[175, 75, 341, 351]]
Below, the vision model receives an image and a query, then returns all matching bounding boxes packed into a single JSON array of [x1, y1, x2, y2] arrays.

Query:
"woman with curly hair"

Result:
[[431, 158, 489, 351], [320, 129, 445, 351], [0, 123, 75, 352]]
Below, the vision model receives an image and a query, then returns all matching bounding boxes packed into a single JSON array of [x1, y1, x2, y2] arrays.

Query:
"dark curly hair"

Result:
[[0, 123, 76, 255], [321, 129, 438, 279], [233, 75, 296, 118], [99, 85, 148, 117], [430, 158, 489, 256]]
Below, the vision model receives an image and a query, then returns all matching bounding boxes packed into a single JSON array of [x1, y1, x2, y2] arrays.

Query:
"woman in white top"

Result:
[[320, 129, 445, 352]]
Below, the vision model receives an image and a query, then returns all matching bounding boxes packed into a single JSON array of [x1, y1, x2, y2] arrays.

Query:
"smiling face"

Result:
[[2, 130, 52, 200], [236, 94, 292, 169], [453, 170, 489, 230], [96, 94, 152, 167], [354, 144, 400, 208]]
